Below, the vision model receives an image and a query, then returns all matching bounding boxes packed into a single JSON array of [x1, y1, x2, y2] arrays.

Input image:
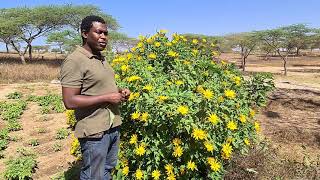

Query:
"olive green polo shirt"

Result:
[[60, 46, 121, 138]]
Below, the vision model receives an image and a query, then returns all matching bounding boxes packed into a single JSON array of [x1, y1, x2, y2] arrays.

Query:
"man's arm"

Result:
[[62, 87, 126, 109]]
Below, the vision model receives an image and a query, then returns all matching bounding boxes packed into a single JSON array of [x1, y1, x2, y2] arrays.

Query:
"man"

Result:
[[60, 15, 130, 180]]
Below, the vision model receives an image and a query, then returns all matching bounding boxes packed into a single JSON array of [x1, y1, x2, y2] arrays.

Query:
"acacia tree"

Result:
[[281, 24, 312, 56], [46, 5, 122, 53], [0, 5, 120, 63], [308, 29, 320, 52], [257, 29, 295, 75], [226, 32, 258, 71], [0, 6, 70, 61]]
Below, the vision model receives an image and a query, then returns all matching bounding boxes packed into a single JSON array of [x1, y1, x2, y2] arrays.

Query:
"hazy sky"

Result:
[[1, 0, 320, 48]]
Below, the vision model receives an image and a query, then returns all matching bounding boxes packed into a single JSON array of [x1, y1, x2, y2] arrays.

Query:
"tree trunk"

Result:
[[296, 48, 300, 56], [264, 51, 270, 60], [242, 56, 246, 71], [283, 57, 287, 76], [5, 43, 9, 53], [28, 42, 33, 60], [20, 54, 26, 65], [11, 41, 27, 64]]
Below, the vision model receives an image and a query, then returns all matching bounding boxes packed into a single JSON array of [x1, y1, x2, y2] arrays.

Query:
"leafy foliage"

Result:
[[27, 94, 65, 114], [6, 92, 23, 99], [4, 147, 37, 180], [108, 31, 274, 179]]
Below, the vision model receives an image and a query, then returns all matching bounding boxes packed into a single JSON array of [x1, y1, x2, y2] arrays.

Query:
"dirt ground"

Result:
[[0, 53, 319, 179], [0, 83, 76, 179]]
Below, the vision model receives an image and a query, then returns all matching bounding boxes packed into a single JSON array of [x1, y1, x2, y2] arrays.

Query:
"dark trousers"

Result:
[[79, 127, 120, 180]]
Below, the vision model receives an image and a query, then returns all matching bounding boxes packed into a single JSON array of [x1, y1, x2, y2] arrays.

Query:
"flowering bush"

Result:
[[109, 30, 274, 179]]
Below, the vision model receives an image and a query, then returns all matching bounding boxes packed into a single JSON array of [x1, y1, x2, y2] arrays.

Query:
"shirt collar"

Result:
[[76, 46, 105, 61]]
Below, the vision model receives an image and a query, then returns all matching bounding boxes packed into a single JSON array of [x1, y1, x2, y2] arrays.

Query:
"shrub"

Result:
[[6, 92, 23, 99], [55, 128, 70, 140], [4, 147, 37, 180], [109, 31, 274, 179]]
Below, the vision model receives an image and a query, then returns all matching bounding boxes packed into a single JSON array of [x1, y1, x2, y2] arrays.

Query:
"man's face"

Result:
[[83, 21, 108, 52]]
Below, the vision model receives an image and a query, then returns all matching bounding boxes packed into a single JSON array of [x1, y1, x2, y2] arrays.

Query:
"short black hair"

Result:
[[80, 15, 106, 33], [80, 15, 106, 43]]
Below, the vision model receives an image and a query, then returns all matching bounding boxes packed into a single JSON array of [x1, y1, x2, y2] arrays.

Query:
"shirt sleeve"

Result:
[[59, 58, 83, 88]]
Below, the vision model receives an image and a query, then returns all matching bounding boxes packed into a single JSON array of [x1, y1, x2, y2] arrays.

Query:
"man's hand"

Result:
[[105, 92, 126, 104], [120, 88, 131, 101]]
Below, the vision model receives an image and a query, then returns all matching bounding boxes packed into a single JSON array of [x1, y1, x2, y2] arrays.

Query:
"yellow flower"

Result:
[[137, 42, 144, 48], [227, 121, 237, 131], [207, 157, 221, 172], [167, 174, 176, 180], [114, 74, 120, 79], [239, 114, 246, 123], [143, 84, 153, 91], [139, 48, 145, 52], [254, 121, 261, 132], [187, 161, 197, 171], [166, 42, 172, 46], [204, 141, 214, 152], [172, 39, 177, 44], [212, 51, 219, 56], [131, 111, 140, 120], [121, 64, 129, 72], [147, 37, 154, 44], [196, 85, 205, 93], [168, 50, 179, 58], [129, 134, 138, 144], [173, 33, 180, 40], [202, 89, 213, 100], [183, 60, 191, 65], [173, 146, 183, 157], [222, 143, 233, 159], [154, 42, 161, 47], [192, 39, 198, 44], [127, 53, 133, 60], [159, 29, 168, 34], [127, 75, 141, 82], [250, 109, 256, 117], [166, 81, 172, 86], [158, 95, 169, 102], [233, 76, 241, 85], [121, 158, 128, 167], [191, 49, 198, 56], [137, 56, 142, 60], [135, 169, 144, 180], [175, 80, 184, 86], [210, 43, 216, 47], [192, 128, 207, 140], [131, 47, 136, 52], [202, 38, 207, 42], [128, 92, 140, 101], [135, 144, 146, 156], [152, 169, 161, 180], [244, 138, 250, 146], [177, 106, 188, 115], [141, 112, 149, 122], [165, 164, 174, 175], [172, 138, 182, 146], [208, 113, 219, 125], [123, 166, 129, 176], [148, 53, 157, 59], [224, 89, 236, 99]]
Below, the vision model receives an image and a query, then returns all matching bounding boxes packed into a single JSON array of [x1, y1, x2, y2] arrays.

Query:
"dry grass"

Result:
[[0, 52, 64, 83], [224, 141, 320, 179]]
